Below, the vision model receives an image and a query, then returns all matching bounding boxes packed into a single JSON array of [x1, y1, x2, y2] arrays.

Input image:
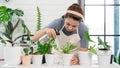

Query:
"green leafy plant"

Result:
[[23, 47, 33, 56], [0, 6, 30, 46], [97, 37, 111, 50], [84, 31, 97, 54], [23, 47, 29, 56], [34, 38, 57, 55], [84, 31, 111, 54], [114, 50, 120, 65], [36, 41, 52, 55], [36, 6, 41, 31], [61, 42, 76, 54]]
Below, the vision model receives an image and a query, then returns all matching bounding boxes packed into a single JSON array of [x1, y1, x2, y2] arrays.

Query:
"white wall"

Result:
[[0, 0, 77, 34]]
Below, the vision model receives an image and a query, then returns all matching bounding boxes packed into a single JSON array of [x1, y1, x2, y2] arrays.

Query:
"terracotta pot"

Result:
[[21, 55, 32, 66]]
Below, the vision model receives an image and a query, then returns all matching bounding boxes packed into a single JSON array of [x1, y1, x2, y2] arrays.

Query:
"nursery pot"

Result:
[[4, 47, 22, 66], [62, 54, 73, 66], [78, 51, 92, 66], [32, 55, 43, 65], [97, 50, 112, 66]]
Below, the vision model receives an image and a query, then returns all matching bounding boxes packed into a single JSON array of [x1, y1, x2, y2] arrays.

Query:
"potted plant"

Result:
[[77, 31, 97, 66], [59, 42, 76, 66], [45, 38, 60, 66], [21, 46, 33, 66], [0, 6, 30, 65], [0, 6, 30, 46], [32, 39, 54, 65], [84, 31, 112, 66], [97, 37, 112, 66], [113, 49, 120, 67]]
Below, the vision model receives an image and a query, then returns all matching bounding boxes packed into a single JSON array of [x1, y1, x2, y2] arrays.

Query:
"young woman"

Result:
[[32, 3, 88, 65]]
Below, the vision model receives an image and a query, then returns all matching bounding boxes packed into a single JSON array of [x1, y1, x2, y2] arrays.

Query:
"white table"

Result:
[[0, 61, 119, 68]]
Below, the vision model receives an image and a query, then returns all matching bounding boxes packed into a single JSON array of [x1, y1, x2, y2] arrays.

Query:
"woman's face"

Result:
[[64, 18, 79, 32]]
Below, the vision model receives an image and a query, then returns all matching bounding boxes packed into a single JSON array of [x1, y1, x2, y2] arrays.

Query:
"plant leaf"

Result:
[[84, 31, 94, 42], [0, 36, 6, 44], [0, 6, 13, 22], [97, 37, 110, 50], [88, 45, 97, 54], [36, 6, 41, 31], [13, 9, 24, 16]]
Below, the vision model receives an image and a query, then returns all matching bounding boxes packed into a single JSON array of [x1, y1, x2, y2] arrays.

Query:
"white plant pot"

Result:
[[32, 55, 43, 65], [4, 47, 22, 66], [97, 50, 112, 66], [78, 51, 92, 66], [0, 45, 4, 60], [62, 54, 73, 66], [45, 54, 57, 66], [113, 63, 120, 68]]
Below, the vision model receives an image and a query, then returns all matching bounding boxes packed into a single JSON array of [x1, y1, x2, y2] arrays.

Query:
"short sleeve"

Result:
[[45, 18, 64, 32]]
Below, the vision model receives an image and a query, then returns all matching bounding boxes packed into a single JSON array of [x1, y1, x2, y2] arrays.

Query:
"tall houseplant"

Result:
[[0, 6, 30, 65], [0, 6, 30, 47]]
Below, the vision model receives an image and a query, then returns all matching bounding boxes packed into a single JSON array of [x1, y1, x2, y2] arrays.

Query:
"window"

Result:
[[81, 0, 119, 55]]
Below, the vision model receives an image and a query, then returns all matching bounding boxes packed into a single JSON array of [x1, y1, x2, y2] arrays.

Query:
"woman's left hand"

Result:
[[70, 56, 79, 65]]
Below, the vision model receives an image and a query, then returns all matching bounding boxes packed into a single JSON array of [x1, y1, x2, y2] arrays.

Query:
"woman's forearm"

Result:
[[32, 29, 46, 42]]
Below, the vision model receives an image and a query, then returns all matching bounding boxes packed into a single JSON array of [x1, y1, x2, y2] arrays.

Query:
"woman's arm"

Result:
[[78, 23, 89, 51], [32, 28, 46, 42]]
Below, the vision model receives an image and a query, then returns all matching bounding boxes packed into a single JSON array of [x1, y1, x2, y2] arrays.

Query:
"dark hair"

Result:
[[63, 3, 83, 22], [64, 13, 82, 21]]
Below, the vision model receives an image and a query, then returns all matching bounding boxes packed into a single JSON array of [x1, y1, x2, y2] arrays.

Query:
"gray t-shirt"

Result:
[[45, 17, 88, 48]]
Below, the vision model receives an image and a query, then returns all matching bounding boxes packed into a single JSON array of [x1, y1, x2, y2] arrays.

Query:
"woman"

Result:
[[32, 3, 88, 65]]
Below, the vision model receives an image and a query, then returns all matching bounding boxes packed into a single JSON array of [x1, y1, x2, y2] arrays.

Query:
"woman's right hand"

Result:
[[44, 28, 57, 38]]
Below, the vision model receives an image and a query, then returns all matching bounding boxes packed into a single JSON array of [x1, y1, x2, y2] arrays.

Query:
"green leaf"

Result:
[[7, 21, 13, 34], [2, 32, 11, 40], [62, 42, 76, 54], [29, 46, 34, 54], [13, 9, 24, 16], [97, 37, 110, 50], [36, 6, 41, 31], [119, 53, 120, 64], [113, 55, 117, 63], [0, 36, 6, 44], [84, 31, 94, 42], [0, 6, 13, 22], [88, 45, 97, 54], [23, 47, 29, 55]]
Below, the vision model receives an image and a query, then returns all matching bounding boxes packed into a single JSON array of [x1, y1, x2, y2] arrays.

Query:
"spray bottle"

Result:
[[39, 28, 60, 44]]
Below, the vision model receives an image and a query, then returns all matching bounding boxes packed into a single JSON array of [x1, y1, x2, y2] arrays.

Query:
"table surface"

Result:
[[0, 61, 119, 68]]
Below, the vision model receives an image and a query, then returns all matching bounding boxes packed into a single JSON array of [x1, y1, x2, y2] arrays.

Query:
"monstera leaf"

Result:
[[0, 6, 23, 23], [0, 6, 30, 46]]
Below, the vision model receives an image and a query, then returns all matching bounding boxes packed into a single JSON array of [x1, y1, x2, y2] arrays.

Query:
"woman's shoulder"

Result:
[[46, 17, 64, 31], [78, 23, 88, 31]]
